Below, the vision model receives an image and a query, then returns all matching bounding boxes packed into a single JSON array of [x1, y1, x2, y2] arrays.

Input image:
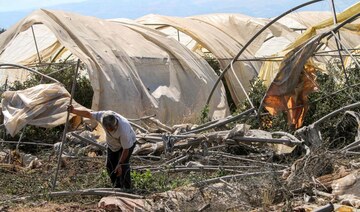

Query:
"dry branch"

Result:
[[227, 137, 294, 145], [296, 102, 360, 146], [130, 122, 148, 133], [192, 170, 283, 187], [0, 140, 54, 147], [128, 114, 156, 122], [167, 155, 189, 166], [182, 108, 255, 135], [148, 117, 173, 133], [153, 167, 244, 174], [214, 152, 288, 168], [133, 165, 261, 171], [2, 188, 144, 204], [70, 132, 106, 150]]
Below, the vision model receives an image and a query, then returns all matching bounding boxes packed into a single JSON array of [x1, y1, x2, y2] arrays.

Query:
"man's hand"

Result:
[[67, 105, 74, 113], [115, 164, 122, 176], [66, 105, 92, 119]]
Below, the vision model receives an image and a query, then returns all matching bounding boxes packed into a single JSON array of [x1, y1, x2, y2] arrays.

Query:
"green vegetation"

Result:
[[131, 168, 229, 194], [131, 169, 189, 193], [8, 63, 93, 108], [233, 64, 360, 145], [236, 78, 292, 132], [305, 66, 360, 146], [197, 58, 360, 144], [199, 104, 210, 124]]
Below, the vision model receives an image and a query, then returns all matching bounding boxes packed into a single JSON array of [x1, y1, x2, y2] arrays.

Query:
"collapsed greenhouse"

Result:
[[1, 0, 360, 211]]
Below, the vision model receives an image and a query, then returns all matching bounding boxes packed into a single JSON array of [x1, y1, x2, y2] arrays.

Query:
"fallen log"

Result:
[[128, 114, 156, 122]]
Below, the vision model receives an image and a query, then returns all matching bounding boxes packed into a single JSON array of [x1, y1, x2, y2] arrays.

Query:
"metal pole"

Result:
[[314, 53, 360, 57], [205, 0, 325, 106], [4, 77, 8, 90], [315, 48, 360, 54], [15, 128, 25, 151], [230, 62, 256, 113], [52, 59, 81, 191], [31, 26, 42, 64], [329, 0, 349, 85], [177, 29, 180, 42], [330, 31, 360, 69]]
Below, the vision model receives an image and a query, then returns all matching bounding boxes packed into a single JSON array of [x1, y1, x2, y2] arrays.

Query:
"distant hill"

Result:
[[0, 0, 358, 29]]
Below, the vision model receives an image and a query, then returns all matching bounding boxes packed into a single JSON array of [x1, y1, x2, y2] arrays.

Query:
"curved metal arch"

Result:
[[205, 0, 325, 106], [0, 63, 60, 84]]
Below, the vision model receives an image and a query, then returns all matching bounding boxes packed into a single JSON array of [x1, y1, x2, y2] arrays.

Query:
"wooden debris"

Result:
[[70, 132, 106, 150], [192, 170, 283, 187]]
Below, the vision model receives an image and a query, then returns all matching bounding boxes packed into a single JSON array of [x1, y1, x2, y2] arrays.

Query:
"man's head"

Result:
[[102, 113, 118, 132]]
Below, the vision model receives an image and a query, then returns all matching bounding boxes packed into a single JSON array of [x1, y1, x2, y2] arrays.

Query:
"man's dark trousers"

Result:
[[106, 143, 136, 189]]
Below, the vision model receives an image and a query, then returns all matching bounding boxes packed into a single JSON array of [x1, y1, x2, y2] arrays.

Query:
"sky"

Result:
[[0, 0, 358, 29]]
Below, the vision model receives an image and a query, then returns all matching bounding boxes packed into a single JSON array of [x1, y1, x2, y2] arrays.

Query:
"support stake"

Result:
[[31, 26, 42, 64], [52, 59, 81, 191], [329, 0, 349, 85]]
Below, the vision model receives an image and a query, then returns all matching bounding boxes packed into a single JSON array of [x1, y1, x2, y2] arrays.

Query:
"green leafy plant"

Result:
[[233, 78, 291, 132], [131, 169, 154, 191], [131, 169, 209, 193], [235, 63, 360, 139], [199, 104, 210, 124], [8, 63, 93, 108], [304, 65, 360, 146]]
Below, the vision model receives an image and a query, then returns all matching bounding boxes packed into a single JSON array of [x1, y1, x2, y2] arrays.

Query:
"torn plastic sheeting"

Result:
[[262, 35, 321, 129], [98, 196, 148, 211], [332, 170, 360, 196], [1, 83, 88, 136]]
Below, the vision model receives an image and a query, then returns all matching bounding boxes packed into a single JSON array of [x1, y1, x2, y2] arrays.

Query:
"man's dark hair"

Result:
[[103, 113, 117, 129]]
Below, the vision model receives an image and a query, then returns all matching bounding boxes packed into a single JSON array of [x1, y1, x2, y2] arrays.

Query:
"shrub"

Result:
[[233, 63, 360, 146]]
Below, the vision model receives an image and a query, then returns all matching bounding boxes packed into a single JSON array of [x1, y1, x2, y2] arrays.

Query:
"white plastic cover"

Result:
[[1, 83, 87, 136], [137, 14, 300, 106], [0, 9, 229, 128]]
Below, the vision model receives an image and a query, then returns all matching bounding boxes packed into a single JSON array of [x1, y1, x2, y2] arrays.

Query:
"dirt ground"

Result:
[[1, 142, 359, 211]]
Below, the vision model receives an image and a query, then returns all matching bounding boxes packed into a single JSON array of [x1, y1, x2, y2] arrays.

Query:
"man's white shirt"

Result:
[[91, 111, 136, 151]]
